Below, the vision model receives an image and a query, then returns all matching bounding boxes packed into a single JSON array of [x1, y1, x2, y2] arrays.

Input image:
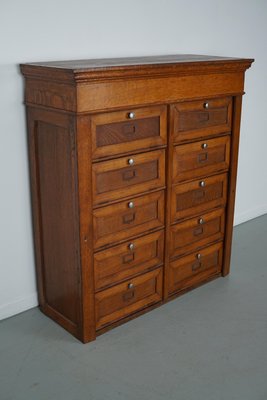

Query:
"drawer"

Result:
[[168, 242, 223, 295], [93, 190, 165, 249], [170, 208, 225, 259], [91, 105, 167, 159], [94, 230, 164, 291], [171, 173, 228, 222], [95, 268, 163, 330], [172, 136, 230, 183], [171, 97, 232, 143], [92, 149, 165, 205]]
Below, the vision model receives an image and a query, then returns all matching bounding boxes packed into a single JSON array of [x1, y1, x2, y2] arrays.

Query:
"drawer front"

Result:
[[91, 106, 167, 159], [95, 268, 163, 329], [172, 136, 230, 183], [92, 149, 165, 205], [171, 97, 232, 143], [94, 230, 164, 291], [170, 208, 225, 259], [93, 190, 165, 249], [168, 242, 223, 295], [171, 173, 228, 222]]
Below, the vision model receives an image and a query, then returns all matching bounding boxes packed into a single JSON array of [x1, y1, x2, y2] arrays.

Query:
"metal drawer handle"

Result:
[[203, 102, 209, 109], [193, 227, 203, 236], [128, 283, 134, 289], [123, 213, 135, 224], [123, 124, 136, 134], [198, 152, 208, 163], [129, 243, 135, 251], [128, 112, 135, 119], [192, 261, 202, 271], [128, 201, 134, 209], [123, 289, 135, 301], [128, 158, 134, 166], [122, 253, 135, 264], [122, 169, 136, 181], [192, 253, 203, 271], [199, 181, 206, 188]]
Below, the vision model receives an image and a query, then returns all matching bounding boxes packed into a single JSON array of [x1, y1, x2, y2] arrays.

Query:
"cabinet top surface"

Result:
[[22, 54, 253, 72]]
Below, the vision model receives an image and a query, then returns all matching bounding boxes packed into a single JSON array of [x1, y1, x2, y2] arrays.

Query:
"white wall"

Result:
[[0, 0, 266, 320]]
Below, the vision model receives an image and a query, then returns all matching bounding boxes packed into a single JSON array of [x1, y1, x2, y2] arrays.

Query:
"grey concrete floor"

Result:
[[1, 215, 267, 400]]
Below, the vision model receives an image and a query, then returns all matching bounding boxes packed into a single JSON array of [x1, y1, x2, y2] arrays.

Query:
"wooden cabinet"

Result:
[[20, 54, 253, 343]]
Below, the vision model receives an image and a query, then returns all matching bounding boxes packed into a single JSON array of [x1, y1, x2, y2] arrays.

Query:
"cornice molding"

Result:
[[20, 58, 254, 84]]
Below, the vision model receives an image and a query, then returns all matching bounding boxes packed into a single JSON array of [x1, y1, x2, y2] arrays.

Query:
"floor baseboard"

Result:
[[234, 204, 267, 226], [0, 292, 38, 321]]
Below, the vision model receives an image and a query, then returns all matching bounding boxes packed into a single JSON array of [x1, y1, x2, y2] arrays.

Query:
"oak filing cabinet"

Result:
[[20, 54, 253, 343]]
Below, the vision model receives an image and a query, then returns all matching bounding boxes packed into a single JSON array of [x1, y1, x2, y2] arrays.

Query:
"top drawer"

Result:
[[171, 97, 232, 143], [91, 105, 167, 159]]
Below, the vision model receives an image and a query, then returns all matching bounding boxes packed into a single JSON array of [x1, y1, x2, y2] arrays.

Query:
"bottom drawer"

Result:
[[95, 268, 163, 330], [168, 242, 223, 295]]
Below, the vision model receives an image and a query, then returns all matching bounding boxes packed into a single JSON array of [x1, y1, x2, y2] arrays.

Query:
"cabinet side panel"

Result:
[[222, 95, 243, 276], [29, 110, 80, 331]]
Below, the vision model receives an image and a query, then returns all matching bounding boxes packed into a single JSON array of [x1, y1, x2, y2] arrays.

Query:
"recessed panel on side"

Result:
[[35, 121, 80, 325]]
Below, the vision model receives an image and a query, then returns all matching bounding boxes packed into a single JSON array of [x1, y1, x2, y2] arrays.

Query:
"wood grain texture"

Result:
[[26, 108, 46, 308], [92, 149, 165, 206], [26, 107, 81, 338], [91, 105, 167, 159], [95, 268, 163, 330], [171, 97, 232, 143], [21, 54, 253, 343], [76, 115, 96, 342], [93, 190, 165, 249], [21, 54, 253, 84], [163, 105, 174, 300], [222, 96, 243, 277], [36, 121, 79, 323], [171, 173, 228, 222], [172, 135, 230, 183], [25, 78, 76, 111], [21, 54, 252, 69], [77, 73, 244, 113], [170, 208, 225, 259], [94, 230, 164, 291], [168, 242, 223, 295]]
